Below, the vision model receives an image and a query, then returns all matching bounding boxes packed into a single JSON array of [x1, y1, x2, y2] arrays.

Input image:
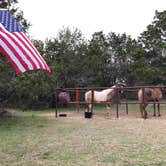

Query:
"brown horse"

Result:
[[138, 86, 163, 119], [58, 91, 70, 106], [52, 90, 70, 107]]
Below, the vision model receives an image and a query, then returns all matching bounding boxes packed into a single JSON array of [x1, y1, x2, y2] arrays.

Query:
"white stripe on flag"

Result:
[[14, 32, 41, 68], [0, 30, 34, 70], [0, 39, 26, 73], [0, 22, 51, 74], [20, 33, 46, 69]]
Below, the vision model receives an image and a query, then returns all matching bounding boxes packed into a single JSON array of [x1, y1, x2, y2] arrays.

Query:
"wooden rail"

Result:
[[55, 86, 166, 118]]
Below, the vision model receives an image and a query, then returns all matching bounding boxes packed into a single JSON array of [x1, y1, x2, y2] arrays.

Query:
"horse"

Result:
[[85, 83, 126, 115], [52, 89, 70, 107], [138, 86, 163, 119]]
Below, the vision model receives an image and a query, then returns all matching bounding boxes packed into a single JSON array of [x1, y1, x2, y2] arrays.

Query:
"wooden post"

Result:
[[125, 89, 128, 114], [76, 88, 79, 112], [142, 87, 146, 119], [55, 89, 58, 118], [126, 102, 128, 115], [91, 90, 94, 114], [116, 87, 119, 118], [142, 87, 145, 105]]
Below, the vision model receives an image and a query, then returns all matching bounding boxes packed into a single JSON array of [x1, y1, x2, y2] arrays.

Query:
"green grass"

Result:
[[1, 108, 166, 165]]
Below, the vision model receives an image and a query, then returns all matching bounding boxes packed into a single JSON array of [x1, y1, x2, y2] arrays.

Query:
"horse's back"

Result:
[[85, 90, 108, 102], [58, 92, 70, 104], [152, 88, 162, 99], [138, 87, 162, 101], [94, 91, 109, 102]]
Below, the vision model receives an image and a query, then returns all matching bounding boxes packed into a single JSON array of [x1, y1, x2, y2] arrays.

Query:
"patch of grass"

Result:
[[1, 108, 166, 165]]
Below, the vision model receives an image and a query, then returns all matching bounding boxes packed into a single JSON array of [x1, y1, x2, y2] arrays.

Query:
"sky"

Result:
[[18, 0, 166, 41]]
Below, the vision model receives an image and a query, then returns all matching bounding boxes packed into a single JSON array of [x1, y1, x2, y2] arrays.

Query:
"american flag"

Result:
[[0, 9, 51, 74]]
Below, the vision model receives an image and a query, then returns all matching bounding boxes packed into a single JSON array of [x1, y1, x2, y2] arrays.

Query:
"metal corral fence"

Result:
[[54, 86, 166, 118]]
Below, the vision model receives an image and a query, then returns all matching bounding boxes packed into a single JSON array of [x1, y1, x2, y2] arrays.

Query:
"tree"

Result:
[[85, 31, 111, 86], [138, 10, 166, 84], [107, 32, 140, 85], [45, 27, 88, 88]]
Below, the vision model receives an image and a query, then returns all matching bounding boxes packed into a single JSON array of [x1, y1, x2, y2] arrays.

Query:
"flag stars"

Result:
[[9, 16, 13, 32]]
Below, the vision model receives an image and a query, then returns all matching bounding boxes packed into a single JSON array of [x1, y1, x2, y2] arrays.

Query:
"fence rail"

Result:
[[55, 86, 166, 118]]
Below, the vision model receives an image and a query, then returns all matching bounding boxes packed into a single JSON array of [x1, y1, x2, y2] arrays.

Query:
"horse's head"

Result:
[[116, 83, 126, 87], [116, 83, 126, 94]]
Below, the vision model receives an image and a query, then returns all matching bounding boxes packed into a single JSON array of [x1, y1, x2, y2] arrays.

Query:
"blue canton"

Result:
[[0, 9, 22, 32]]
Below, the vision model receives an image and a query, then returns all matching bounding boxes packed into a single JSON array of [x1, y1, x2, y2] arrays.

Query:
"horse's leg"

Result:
[[85, 103, 89, 112], [157, 103, 161, 116], [140, 103, 148, 119], [143, 104, 148, 119], [140, 103, 144, 118], [153, 103, 156, 116], [89, 104, 92, 112], [106, 103, 111, 117]]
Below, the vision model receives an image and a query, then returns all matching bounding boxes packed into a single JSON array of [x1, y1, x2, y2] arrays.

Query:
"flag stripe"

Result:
[[0, 33, 27, 69], [0, 33, 28, 72], [17, 32, 43, 69], [14, 32, 40, 69], [0, 26, 33, 70], [0, 39, 26, 73], [20, 33, 48, 70], [0, 9, 51, 74], [0, 23, 40, 70]]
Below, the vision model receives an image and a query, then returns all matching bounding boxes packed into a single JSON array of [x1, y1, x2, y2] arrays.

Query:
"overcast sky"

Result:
[[19, 0, 166, 40]]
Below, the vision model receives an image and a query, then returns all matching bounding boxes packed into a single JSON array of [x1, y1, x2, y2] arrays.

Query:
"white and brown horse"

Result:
[[138, 86, 163, 119], [85, 83, 125, 115]]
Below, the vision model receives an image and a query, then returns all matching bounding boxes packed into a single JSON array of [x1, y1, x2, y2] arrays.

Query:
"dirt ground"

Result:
[[36, 108, 166, 165], [38, 109, 166, 121]]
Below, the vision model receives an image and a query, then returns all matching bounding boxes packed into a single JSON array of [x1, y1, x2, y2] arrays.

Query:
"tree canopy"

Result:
[[0, 1, 165, 109]]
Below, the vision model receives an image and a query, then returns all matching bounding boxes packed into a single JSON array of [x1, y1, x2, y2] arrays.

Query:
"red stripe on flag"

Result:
[[0, 28, 51, 74], [1, 30, 36, 71], [22, 33, 50, 72], [12, 32, 39, 70], [0, 10, 51, 74], [15, 32, 43, 69], [20, 33, 51, 74], [0, 40, 24, 74], [0, 31, 29, 72]]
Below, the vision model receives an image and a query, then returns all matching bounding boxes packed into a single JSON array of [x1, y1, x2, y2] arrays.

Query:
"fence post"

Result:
[[125, 88, 128, 114], [55, 89, 58, 118], [116, 87, 119, 118], [142, 87, 146, 119], [76, 88, 79, 112], [91, 90, 94, 114], [142, 87, 145, 105]]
